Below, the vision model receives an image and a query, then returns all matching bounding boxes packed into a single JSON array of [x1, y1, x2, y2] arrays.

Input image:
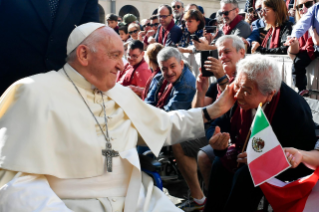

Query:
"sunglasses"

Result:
[[158, 15, 170, 19], [296, 1, 314, 11], [255, 7, 262, 13], [218, 8, 236, 16], [172, 5, 181, 9], [128, 30, 139, 35], [150, 23, 159, 27], [142, 23, 151, 28]]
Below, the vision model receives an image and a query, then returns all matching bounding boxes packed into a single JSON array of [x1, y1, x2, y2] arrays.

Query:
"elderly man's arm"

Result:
[[0, 171, 72, 211]]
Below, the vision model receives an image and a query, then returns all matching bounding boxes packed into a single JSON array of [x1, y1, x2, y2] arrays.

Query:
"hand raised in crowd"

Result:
[[138, 31, 146, 42], [146, 30, 156, 38], [209, 126, 230, 150], [237, 152, 247, 164], [148, 37, 156, 44], [204, 57, 224, 78], [196, 68, 209, 94], [251, 41, 260, 54], [284, 147, 303, 168]]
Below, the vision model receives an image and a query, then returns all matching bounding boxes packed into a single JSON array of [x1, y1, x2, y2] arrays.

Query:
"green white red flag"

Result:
[[247, 104, 291, 187]]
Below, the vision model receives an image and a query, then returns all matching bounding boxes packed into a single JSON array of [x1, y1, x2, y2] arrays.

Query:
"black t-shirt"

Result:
[[205, 82, 218, 102]]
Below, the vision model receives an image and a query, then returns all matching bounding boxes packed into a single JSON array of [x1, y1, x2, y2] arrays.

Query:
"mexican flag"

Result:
[[247, 104, 291, 187]]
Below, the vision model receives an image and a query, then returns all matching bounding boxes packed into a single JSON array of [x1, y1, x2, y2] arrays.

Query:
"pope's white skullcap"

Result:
[[67, 22, 106, 55]]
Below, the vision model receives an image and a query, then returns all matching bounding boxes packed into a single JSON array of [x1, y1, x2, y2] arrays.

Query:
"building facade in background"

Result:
[[97, 0, 246, 23]]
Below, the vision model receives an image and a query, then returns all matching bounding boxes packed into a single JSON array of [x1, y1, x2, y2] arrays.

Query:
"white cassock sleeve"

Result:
[[164, 108, 205, 146], [0, 172, 73, 212]]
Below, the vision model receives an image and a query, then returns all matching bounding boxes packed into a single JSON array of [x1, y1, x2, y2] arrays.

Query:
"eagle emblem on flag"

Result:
[[252, 137, 265, 152]]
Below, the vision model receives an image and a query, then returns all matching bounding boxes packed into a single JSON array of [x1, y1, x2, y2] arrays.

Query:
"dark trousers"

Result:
[[292, 51, 312, 92], [204, 157, 263, 212]]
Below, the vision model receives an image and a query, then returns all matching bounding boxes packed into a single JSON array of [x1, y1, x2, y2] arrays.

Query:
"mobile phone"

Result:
[[190, 34, 200, 43], [201, 50, 218, 77], [206, 26, 217, 33]]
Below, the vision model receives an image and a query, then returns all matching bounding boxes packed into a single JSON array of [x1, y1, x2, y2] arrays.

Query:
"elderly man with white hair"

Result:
[[203, 54, 317, 212], [0, 23, 236, 212]]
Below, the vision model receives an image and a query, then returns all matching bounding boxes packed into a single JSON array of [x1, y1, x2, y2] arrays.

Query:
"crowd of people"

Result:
[[0, 0, 319, 211]]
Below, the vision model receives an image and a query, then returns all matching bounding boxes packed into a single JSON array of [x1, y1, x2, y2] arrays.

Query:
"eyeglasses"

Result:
[[296, 1, 314, 11], [127, 53, 142, 60], [218, 8, 236, 16], [150, 23, 159, 27], [128, 30, 139, 35], [142, 23, 151, 28], [158, 15, 170, 19], [172, 5, 181, 9]]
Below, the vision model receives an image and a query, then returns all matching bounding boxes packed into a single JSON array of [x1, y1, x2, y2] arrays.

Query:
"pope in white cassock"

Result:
[[0, 23, 235, 212]]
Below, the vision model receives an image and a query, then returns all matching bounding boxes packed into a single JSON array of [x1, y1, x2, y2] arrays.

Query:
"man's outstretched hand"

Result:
[[209, 126, 230, 150]]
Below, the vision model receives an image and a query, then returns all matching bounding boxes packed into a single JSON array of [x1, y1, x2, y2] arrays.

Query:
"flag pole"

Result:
[[237, 103, 263, 168], [237, 130, 251, 168]]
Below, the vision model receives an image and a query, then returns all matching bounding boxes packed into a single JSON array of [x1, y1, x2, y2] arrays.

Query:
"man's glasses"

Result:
[[218, 8, 236, 16], [142, 23, 151, 28], [158, 15, 170, 19], [150, 23, 159, 27], [128, 30, 138, 35], [172, 5, 181, 9], [296, 1, 314, 11], [127, 54, 141, 60]]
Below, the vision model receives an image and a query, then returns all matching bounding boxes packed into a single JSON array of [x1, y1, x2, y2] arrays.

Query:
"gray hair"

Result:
[[216, 35, 245, 52], [172, 0, 184, 7], [236, 54, 282, 95], [157, 47, 182, 64], [220, 0, 239, 8]]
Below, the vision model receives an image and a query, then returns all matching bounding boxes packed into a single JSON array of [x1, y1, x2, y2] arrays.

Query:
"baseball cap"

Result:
[[106, 13, 118, 22], [123, 14, 137, 25]]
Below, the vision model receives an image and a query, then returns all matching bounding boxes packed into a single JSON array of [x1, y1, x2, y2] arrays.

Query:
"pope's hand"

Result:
[[237, 152, 247, 164], [284, 147, 303, 168], [209, 126, 230, 150]]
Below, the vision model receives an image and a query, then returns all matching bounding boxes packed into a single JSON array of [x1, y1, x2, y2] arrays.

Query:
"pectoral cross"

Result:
[[102, 143, 119, 172]]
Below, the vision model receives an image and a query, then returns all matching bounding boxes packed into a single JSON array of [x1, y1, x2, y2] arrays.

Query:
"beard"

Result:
[[173, 11, 182, 19]]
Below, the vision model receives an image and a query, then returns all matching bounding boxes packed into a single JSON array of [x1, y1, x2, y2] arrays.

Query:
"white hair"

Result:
[[216, 35, 245, 52], [236, 54, 282, 95]]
